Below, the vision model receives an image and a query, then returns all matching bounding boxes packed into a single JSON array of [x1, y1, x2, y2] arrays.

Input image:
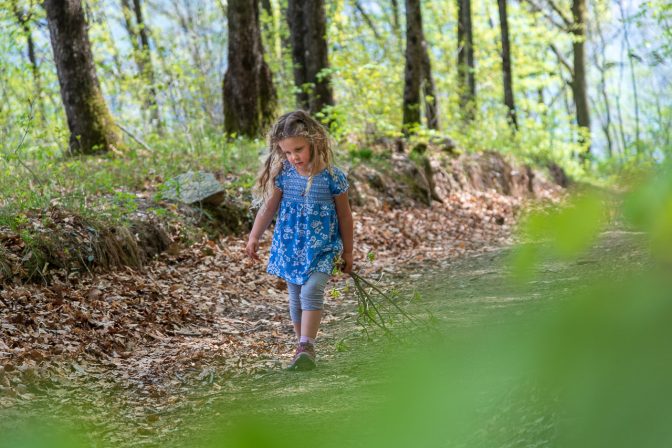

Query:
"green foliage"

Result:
[[622, 163, 672, 261], [511, 191, 609, 281], [1, 0, 669, 180], [0, 128, 259, 233]]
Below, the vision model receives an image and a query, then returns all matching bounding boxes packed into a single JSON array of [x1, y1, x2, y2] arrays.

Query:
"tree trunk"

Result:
[[421, 46, 439, 130], [571, 0, 591, 156], [223, 0, 277, 137], [44, 0, 124, 155], [402, 0, 422, 131], [497, 0, 517, 129], [457, 0, 476, 120], [286, 0, 333, 117], [403, 0, 437, 132]]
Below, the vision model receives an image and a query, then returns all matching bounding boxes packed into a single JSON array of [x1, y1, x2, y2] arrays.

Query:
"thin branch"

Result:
[[547, 85, 566, 110], [520, 0, 569, 30], [8, 103, 45, 186], [544, 0, 572, 28], [549, 43, 573, 75], [353, 0, 382, 41], [116, 123, 153, 152], [351, 272, 417, 324]]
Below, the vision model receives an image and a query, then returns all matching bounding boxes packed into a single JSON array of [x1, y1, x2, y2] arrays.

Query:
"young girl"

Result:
[[245, 110, 354, 371]]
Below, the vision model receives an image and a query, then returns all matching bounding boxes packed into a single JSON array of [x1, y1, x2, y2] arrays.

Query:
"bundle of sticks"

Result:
[[349, 271, 423, 339]]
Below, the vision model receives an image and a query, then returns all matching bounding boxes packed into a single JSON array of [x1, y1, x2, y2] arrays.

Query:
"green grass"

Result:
[[0, 133, 261, 226]]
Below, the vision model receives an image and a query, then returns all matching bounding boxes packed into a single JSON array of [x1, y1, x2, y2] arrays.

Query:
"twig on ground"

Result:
[[349, 271, 430, 339], [116, 123, 153, 153]]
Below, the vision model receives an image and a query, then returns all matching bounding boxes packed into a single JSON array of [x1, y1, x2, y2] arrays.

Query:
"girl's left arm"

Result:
[[334, 192, 354, 273]]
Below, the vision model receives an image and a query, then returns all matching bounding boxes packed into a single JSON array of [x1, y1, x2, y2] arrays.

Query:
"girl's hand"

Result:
[[246, 237, 260, 261], [341, 252, 353, 274]]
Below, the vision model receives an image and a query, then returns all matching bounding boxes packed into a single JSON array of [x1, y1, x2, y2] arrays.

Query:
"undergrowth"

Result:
[[0, 134, 261, 227], [0, 132, 267, 283]]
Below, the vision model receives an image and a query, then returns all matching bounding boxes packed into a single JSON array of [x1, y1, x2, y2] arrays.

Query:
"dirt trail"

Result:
[[2, 187, 572, 445], [1, 227, 648, 446]]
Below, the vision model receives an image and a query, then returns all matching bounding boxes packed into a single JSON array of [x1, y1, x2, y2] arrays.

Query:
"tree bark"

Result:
[[421, 46, 439, 130], [286, 0, 333, 117], [223, 0, 277, 137], [44, 0, 124, 155], [403, 0, 438, 133], [457, 0, 476, 120], [571, 0, 591, 156], [497, 0, 517, 129]]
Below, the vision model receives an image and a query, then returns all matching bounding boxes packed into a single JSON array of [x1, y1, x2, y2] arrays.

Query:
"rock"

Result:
[[430, 136, 458, 154], [161, 171, 225, 206]]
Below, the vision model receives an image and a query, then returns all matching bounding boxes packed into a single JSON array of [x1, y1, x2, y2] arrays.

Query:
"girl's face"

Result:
[[278, 136, 312, 174]]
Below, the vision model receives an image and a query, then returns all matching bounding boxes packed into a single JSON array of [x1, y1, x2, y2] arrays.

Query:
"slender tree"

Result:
[[120, 0, 161, 130], [391, 0, 402, 41], [287, 0, 333, 116], [355, 1, 383, 41], [11, 0, 45, 122], [402, 0, 438, 133], [522, 0, 591, 155], [571, 0, 591, 156], [617, 0, 640, 153], [457, 0, 475, 120], [593, 14, 615, 159], [260, 0, 282, 60], [497, 0, 517, 129], [44, 0, 124, 154], [223, 0, 276, 137]]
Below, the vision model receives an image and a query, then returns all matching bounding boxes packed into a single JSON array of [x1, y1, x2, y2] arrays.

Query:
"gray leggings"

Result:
[[287, 271, 330, 324]]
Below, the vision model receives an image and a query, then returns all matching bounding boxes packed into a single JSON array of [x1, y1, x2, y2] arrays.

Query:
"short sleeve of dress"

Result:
[[273, 163, 287, 191], [328, 167, 349, 196]]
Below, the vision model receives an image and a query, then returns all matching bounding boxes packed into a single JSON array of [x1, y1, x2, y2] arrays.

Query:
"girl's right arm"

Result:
[[246, 187, 283, 261]]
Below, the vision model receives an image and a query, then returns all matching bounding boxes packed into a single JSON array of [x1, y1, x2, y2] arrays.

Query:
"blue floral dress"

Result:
[[267, 161, 349, 285]]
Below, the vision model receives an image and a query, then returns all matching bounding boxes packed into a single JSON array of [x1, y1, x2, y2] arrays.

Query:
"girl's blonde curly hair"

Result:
[[253, 110, 335, 208]]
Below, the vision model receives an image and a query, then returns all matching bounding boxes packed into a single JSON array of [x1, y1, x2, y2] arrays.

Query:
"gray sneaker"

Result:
[[286, 342, 316, 371]]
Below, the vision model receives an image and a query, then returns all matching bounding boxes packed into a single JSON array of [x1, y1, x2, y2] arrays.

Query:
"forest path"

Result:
[[0, 189, 520, 444], [0, 227, 647, 447], [158, 229, 648, 447]]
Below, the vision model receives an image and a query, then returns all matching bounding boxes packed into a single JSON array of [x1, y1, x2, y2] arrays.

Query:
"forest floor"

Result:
[[0, 223, 649, 446], [0, 182, 606, 446]]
